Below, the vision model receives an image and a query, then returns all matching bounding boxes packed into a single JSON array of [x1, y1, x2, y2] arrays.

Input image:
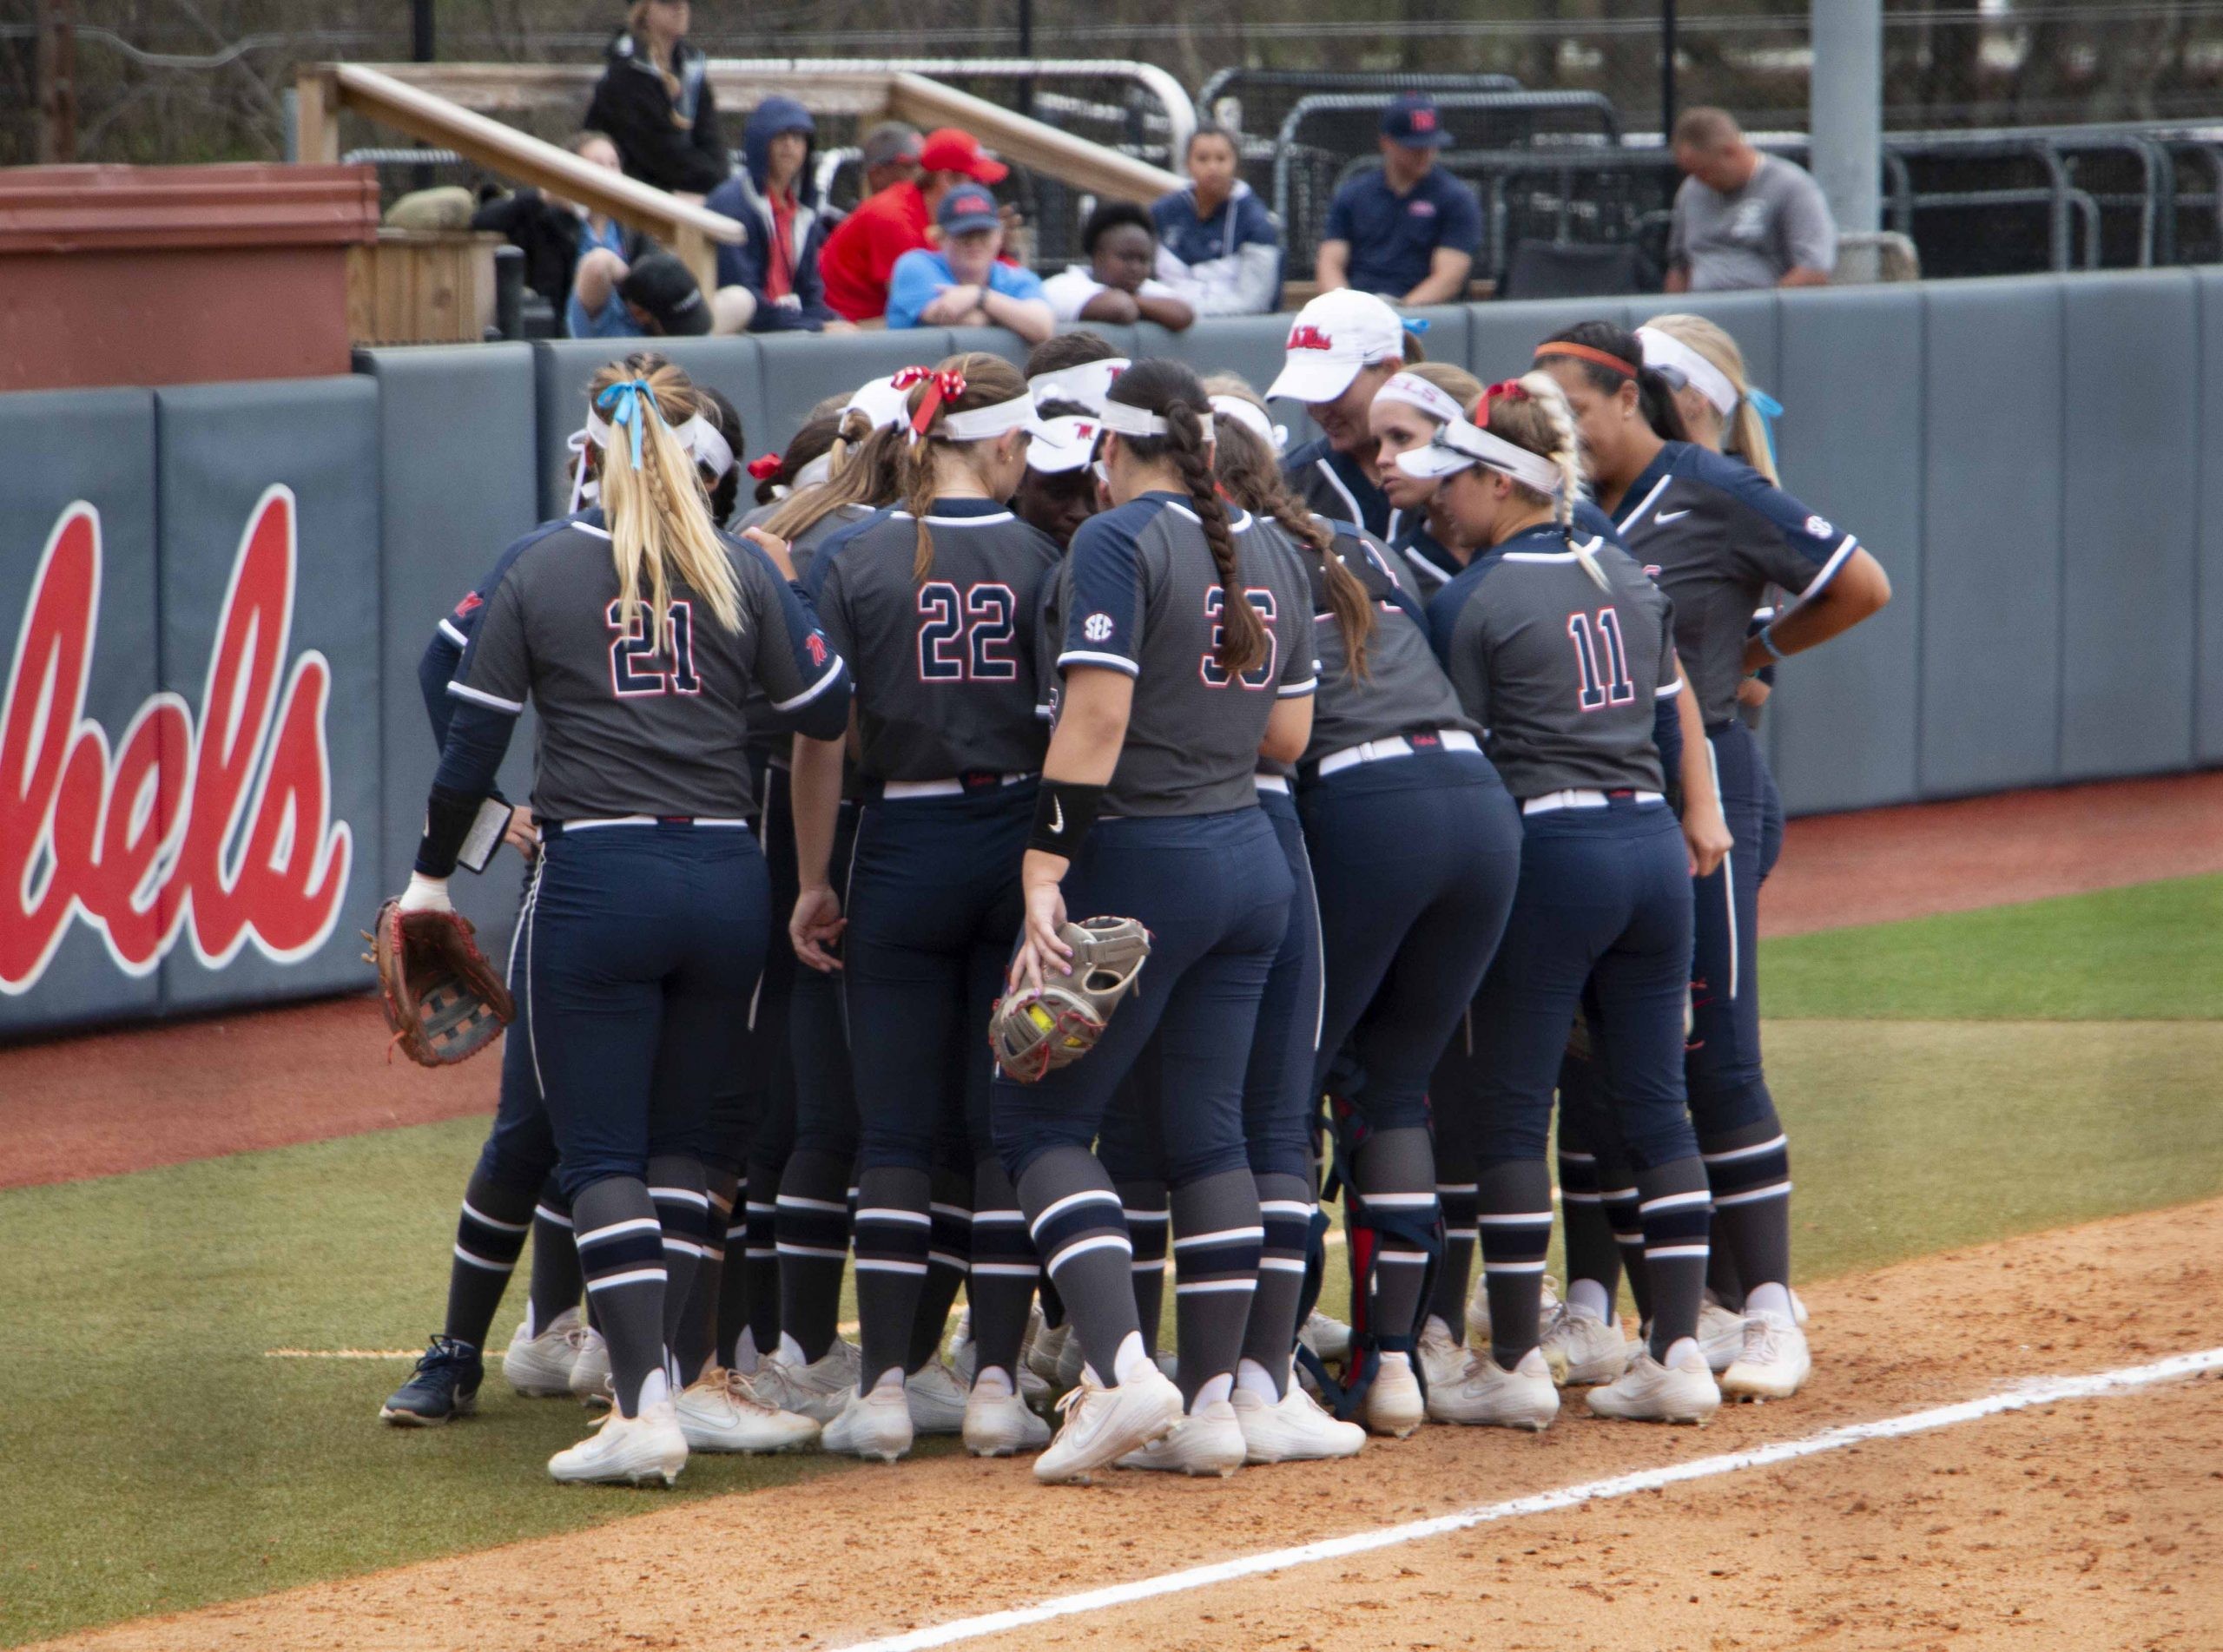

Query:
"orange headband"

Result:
[[1534, 341, 1637, 379]]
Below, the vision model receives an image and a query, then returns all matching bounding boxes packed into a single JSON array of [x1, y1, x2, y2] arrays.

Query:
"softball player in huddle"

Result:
[[1537, 321, 1891, 1400], [788, 355, 1065, 1463], [1417, 374, 1732, 1426], [402, 356, 851, 1484], [995, 359, 1316, 1484]]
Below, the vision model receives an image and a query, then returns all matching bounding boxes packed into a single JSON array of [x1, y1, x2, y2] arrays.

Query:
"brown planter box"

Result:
[[346, 230, 503, 346], [0, 163, 379, 392]]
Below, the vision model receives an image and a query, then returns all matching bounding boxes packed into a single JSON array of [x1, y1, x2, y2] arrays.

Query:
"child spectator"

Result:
[[1039, 201, 1195, 331], [704, 96, 853, 333], [584, 0, 729, 198], [1314, 93, 1481, 305], [1151, 123, 1282, 316], [884, 183, 1054, 345]]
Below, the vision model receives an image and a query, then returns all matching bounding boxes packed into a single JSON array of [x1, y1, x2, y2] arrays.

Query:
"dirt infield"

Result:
[[36, 1196, 2221, 1652], [3, 771, 2214, 1193]]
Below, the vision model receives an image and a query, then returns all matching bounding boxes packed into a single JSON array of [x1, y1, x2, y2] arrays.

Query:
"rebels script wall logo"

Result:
[[1, 486, 352, 994]]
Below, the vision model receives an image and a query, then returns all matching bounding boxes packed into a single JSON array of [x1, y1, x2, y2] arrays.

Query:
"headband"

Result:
[[845, 373, 914, 431], [1028, 358, 1130, 412], [1092, 399, 1172, 438], [791, 451, 834, 490], [1534, 341, 1637, 379], [1374, 372, 1464, 427], [940, 393, 1037, 442], [582, 403, 734, 479], [1638, 327, 1738, 418], [1208, 395, 1287, 457], [564, 428, 599, 513], [1418, 415, 1565, 495], [1025, 414, 1103, 474]]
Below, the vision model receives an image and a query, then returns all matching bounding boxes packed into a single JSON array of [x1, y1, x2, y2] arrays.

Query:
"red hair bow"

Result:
[[1473, 378, 1529, 430], [892, 365, 969, 443], [745, 451, 784, 481]]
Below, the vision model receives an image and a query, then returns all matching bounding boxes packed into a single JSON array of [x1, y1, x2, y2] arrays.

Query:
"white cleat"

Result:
[[1427, 1346, 1560, 1432], [1116, 1397, 1247, 1477], [1698, 1298, 1747, 1373], [1468, 1274, 1560, 1350], [949, 1311, 1055, 1408], [1299, 1309, 1353, 1366], [505, 1308, 583, 1398], [567, 1326, 612, 1408], [743, 1340, 861, 1425], [903, 1359, 970, 1435], [548, 1401, 689, 1485], [1719, 1310, 1811, 1401], [1026, 1320, 1071, 1391], [1587, 1342, 1722, 1425], [1362, 1351, 1426, 1438], [1539, 1300, 1634, 1387], [821, 1384, 915, 1463], [1032, 1368, 1184, 1484], [1791, 1288, 1811, 1327], [1231, 1383, 1365, 1464], [674, 1367, 820, 1453], [963, 1386, 1052, 1457], [1416, 1316, 1469, 1391]]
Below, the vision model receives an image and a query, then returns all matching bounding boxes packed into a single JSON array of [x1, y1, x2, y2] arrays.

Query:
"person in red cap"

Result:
[[819, 128, 1009, 323]]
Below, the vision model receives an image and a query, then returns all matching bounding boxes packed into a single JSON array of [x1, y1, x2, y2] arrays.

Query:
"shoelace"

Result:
[[1744, 1316, 1783, 1361]]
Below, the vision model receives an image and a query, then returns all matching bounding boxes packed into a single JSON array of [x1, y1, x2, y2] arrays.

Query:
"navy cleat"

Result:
[[380, 1337, 485, 1426]]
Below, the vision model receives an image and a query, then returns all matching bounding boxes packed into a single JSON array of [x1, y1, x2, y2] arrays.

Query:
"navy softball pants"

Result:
[[519, 824, 769, 1201], [993, 807, 1294, 1186], [1461, 800, 1698, 1172], [1299, 749, 1521, 1131], [846, 783, 1035, 1171], [472, 856, 557, 1195], [1687, 720, 1784, 1138]]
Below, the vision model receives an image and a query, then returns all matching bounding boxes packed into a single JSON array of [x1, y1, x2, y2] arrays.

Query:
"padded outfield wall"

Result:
[[2, 269, 2218, 1037]]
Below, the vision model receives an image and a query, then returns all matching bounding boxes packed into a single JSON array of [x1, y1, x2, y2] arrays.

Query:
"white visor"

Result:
[[1208, 395, 1287, 457], [1026, 414, 1103, 474], [674, 414, 736, 481], [1638, 327, 1739, 418], [940, 393, 1037, 443], [1394, 415, 1564, 494], [845, 374, 914, 431], [1093, 400, 1171, 438], [791, 451, 834, 491], [1029, 359, 1131, 413], [1373, 372, 1465, 428]]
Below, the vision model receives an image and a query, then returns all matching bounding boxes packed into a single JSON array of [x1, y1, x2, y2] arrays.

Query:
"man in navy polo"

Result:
[[1315, 93, 1481, 306]]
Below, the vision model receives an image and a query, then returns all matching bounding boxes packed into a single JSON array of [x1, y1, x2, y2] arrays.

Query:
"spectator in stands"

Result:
[[571, 249, 712, 339], [859, 122, 925, 197], [1040, 202, 1195, 331], [1314, 93, 1481, 306], [1151, 123, 1281, 316], [1267, 287, 1412, 537], [885, 184, 1053, 344], [820, 128, 1010, 323], [472, 131, 634, 331], [585, 0, 729, 199], [703, 97, 854, 334], [1666, 108, 1837, 292]]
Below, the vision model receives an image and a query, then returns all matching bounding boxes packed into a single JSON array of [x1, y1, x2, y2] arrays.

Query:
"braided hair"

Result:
[[1106, 359, 1267, 676], [1475, 373, 1606, 591]]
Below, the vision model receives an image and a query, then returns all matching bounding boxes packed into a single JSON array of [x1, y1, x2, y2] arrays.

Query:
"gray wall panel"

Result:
[[2058, 271, 2199, 779], [359, 345, 544, 960], [755, 330, 954, 465], [2200, 267, 2223, 763], [1465, 297, 1635, 380], [154, 377, 383, 1013], [1766, 286, 1923, 814], [0, 390, 162, 1036], [1918, 277, 2065, 797]]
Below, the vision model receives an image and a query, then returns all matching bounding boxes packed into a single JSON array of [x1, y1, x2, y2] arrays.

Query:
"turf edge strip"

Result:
[[832, 1345, 2223, 1652]]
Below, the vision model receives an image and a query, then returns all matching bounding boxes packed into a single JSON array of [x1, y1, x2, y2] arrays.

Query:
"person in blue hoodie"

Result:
[[706, 96, 853, 334], [1151, 123, 1283, 316]]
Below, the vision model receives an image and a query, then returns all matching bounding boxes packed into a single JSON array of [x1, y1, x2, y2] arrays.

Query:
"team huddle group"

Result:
[[380, 283, 1891, 1488]]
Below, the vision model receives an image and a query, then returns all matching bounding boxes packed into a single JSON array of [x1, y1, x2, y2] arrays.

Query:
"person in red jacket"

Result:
[[819, 128, 1008, 323]]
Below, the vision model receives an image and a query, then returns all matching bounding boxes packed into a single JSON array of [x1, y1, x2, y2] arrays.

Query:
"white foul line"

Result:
[[832, 1345, 2223, 1652]]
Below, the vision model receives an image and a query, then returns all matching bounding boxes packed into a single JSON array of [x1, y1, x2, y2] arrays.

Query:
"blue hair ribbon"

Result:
[[1401, 316, 1431, 335], [595, 378, 661, 468], [1747, 386, 1784, 471]]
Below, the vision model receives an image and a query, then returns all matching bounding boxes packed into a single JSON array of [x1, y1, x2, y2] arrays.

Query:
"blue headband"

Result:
[[594, 378, 661, 467]]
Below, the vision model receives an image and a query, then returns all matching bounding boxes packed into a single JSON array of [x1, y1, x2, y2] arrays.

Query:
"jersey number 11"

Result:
[[1566, 608, 1634, 713]]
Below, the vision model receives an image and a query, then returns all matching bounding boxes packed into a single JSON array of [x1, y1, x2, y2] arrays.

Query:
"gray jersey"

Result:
[[1427, 523, 1680, 799], [451, 513, 848, 820], [1303, 523, 1479, 764], [1612, 442, 1858, 727], [1046, 491, 1317, 816], [809, 499, 1060, 782]]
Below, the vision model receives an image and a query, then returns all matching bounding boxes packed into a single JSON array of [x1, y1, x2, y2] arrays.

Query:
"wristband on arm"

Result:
[[1028, 779, 1105, 859], [1755, 625, 1788, 663]]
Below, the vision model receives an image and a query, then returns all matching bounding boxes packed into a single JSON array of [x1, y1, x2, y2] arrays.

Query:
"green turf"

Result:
[[1759, 872, 2223, 1021], [3, 873, 2220, 1644]]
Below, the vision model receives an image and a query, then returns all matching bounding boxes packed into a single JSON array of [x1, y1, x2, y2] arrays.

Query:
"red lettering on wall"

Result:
[[0, 487, 353, 993]]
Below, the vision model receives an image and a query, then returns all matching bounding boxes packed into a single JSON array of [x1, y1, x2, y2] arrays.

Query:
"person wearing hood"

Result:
[[705, 96, 852, 334], [1151, 123, 1282, 316], [584, 0, 729, 198]]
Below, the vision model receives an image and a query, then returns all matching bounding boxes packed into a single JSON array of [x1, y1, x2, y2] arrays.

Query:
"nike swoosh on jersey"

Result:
[[1656, 508, 1692, 523]]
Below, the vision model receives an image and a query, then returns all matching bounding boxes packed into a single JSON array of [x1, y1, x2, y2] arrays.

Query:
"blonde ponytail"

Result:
[[1645, 313, 1779, 485], [590, 359, 745, 637]]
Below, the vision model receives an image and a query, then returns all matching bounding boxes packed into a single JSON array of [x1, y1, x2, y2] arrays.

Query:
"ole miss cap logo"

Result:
[[1409, 108, 1436, 132], [807, 632, 829, 667], [1288, 324, 1335, 352]]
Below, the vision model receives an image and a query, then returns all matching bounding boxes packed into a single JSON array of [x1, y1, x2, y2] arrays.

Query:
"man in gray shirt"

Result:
[[1665, 108, 1836, 293]]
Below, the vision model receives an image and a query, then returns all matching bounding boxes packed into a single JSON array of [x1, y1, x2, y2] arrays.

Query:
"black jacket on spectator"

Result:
[[469, 189, 584, 306], [584, 30, 729, 196]]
